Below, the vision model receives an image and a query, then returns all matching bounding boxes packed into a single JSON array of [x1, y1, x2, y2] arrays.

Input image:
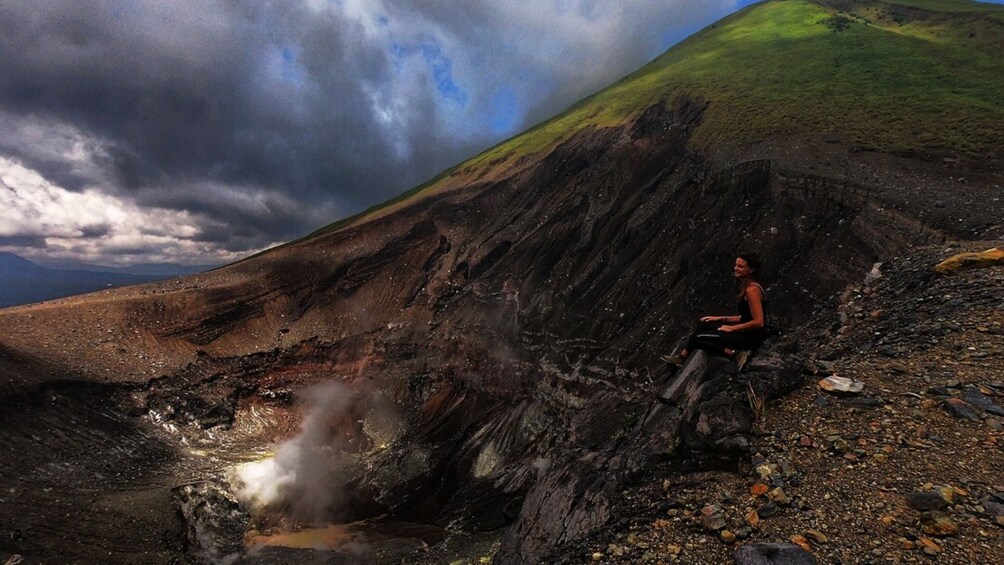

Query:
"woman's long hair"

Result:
[[736, 253, 763, 301]]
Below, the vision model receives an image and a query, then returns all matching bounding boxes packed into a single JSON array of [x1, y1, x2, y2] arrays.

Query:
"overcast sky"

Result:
[[0, 0, 752, 266]]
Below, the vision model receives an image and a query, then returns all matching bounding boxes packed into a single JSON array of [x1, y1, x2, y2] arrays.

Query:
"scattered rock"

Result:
[[767, 487, 790, 505], [905, 491, 950, 511], [965, 386, 1004, 416], [846, 396, 883, 408], [981, 494, 1004, 517], [920, 511, 959, 536], [733, 542, 817, 565], [818, 376, 864, 395], [804, 530, 828, 543], [757, 502, 779, 518], [926, 386, 954, 397], [756, 464, 780, 480], [721, 530, 737, 543], [918, 537, 942, 555], [942, 398, 981, 421], [812, 395, 831, 407], [701, 504, 726, 531], [789, 534, 811, 551]]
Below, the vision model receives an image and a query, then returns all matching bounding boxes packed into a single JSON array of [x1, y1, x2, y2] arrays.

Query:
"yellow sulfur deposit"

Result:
[[933, 248, 1004, 275]]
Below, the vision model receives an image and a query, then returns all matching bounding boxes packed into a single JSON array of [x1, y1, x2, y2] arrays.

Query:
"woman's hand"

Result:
[[700, 315, 721, 322], [719, 324, 736, 332]]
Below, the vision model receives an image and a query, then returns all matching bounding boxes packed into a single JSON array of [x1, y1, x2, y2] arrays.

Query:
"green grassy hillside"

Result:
[[471, 0, 1004, 163], [310, 0, 1003, 238]]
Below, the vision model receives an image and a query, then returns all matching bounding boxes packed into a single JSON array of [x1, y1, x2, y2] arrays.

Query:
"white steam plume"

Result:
[[232, 381, 399, 524]]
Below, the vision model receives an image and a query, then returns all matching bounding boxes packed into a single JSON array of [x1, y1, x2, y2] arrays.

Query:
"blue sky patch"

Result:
[[489, 88, 520, 135]]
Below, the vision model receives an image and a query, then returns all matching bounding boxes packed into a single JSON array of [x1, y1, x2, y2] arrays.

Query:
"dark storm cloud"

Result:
[[0, 0, 737, 264], [0, 1, 434, 196], [0, 235, 48, 249]]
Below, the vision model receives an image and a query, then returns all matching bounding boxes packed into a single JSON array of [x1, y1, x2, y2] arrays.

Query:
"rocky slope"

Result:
[[555, 242, 1004, 564], [1, 0, 1003, 563]]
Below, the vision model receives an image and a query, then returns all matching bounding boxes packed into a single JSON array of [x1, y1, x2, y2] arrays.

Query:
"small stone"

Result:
[[830, 438, 851, 454], [819, 375, 865, 395], [756, 464, 779, 480], [721, 530, 737, 543], [768, 488, 791, 505], [964, 386, 1004, 414], [847, 396, 883, 408], [926, 386, 954, 397], [665, 544, 681, 555], [790, 534, 811, 551], [943, 398, 981, 421], [920, 511, 959, 536], [918, 537, 942, 554], [805, 530, 828, 543], [701, 504, 726, 531], [980, 494, 1004, 516], [592, 552, 603, 561], [935, 486, 955, 504], [746, 509, 760, 527], [751, 483, 770, 496], [873, 453, 888, 463], [627, 533, 649, 549], [901, 540, 915, 550], [798, 435, 814, 448], [757, 502, 779, 518]]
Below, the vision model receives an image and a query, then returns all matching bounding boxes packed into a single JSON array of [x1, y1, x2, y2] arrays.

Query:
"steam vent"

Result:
[[2, 0, 1004, 563]]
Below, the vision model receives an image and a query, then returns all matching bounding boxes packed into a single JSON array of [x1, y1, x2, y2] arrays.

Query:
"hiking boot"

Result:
[[660, 353, 685, 367]]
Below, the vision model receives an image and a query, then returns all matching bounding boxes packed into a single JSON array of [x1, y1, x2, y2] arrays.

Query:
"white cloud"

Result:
[[0, 0, 743, 265], [0, 156, 270, 265]]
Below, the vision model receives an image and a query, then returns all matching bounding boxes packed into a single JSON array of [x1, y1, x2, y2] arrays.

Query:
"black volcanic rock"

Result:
[[734, 542, 818, 565]]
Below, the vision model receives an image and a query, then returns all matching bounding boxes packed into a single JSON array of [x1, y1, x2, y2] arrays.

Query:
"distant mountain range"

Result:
[[0, 252, 216, 308]]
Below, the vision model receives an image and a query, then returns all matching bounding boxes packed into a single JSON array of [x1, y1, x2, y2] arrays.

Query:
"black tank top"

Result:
[[737, 282, 767, 324]]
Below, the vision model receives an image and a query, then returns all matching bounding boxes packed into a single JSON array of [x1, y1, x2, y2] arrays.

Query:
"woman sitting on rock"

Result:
[[663, 253, 769, 365]]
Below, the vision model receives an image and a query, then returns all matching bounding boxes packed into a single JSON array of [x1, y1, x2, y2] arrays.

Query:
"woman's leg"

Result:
[[691, 330, 764, 357], [681, 320, 722, 356]]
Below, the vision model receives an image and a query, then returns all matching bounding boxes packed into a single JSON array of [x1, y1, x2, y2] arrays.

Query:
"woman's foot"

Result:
[[660, 351, 687, 367]]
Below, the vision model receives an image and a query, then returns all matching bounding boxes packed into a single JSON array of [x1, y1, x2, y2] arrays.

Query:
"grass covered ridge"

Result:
[[314, 0, 1004, 236]]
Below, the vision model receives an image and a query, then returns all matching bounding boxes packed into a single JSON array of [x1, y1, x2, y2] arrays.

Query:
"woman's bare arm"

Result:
[[701, 315, 740, 323], [719, 286, 764, 332]]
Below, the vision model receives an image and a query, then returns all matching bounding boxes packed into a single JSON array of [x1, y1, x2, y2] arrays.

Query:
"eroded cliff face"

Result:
[[1, 97, 998, 563]]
